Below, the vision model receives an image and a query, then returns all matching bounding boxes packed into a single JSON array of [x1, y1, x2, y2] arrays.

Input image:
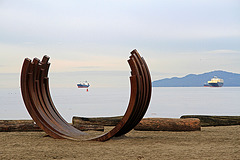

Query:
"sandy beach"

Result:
[[1, 125, 239, 160]]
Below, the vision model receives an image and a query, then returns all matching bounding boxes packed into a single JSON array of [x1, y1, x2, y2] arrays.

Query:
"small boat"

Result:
[[204, 83, 210, 87], [77, 81, 90, 88], [204, 76, 224, 87]]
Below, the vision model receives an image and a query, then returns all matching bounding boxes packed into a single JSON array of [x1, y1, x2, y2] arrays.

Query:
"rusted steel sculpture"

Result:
[[21, 49, 152, 141]]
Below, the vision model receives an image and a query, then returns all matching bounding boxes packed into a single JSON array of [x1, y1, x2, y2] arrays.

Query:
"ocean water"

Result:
[[0, 87, 239, 122]]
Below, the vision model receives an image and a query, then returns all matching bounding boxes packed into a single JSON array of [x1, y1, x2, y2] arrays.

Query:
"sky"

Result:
[[0, 0, 240, 88]]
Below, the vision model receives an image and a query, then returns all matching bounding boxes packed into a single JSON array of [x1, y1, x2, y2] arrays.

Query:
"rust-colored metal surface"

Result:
[[20, 49, 152, 141]]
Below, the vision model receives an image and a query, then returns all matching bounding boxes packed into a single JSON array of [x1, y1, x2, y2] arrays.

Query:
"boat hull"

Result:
[[77, 84, 90, 88], [208, 82, 223, 87], [204, 83, 210, 87], [77, 86, 89, 88]]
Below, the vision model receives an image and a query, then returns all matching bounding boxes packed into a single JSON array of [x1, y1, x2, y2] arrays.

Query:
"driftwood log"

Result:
[[0, 120, 104, 132], [73, 116, 201, 131], [72, 116, 123, 126], [72, 124, 104, 131], [181, 115, 240, 127], [0, 120, 41, 132], [134, 118, 201, 131]]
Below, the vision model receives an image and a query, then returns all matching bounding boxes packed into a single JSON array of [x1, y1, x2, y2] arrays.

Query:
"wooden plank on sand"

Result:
[[72, 124, 104, 131], [180, 115, 240, 127], [73, 116, 201, 131], [72, 116, 123, 126], [134, 118, 201, 131], [0, 120, 41, 132], [0, 120, 104, 132]]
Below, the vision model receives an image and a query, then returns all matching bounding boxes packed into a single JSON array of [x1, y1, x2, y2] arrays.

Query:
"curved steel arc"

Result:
[[20, 49, 152, 141], [21, 60, 64, 139], [115, 51, 151, 137]]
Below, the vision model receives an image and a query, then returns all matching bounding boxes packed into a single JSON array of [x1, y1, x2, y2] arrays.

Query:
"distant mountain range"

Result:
[[152, 70, 240, 87]]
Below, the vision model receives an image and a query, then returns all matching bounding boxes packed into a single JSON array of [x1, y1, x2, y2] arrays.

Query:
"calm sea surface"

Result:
[[0, 87, 239, 122]]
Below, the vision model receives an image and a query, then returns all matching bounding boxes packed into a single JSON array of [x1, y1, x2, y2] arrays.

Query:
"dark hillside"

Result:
[[152, 70, 240, 87]]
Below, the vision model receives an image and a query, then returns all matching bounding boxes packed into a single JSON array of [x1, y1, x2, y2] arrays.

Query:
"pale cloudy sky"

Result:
[[0, 0, 240, 88]]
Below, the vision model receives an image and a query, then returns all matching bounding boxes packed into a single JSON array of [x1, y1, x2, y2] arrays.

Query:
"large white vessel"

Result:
[[204, 76, 224, 87]]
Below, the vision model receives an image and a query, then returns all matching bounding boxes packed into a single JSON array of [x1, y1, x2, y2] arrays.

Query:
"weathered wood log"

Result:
[[134, 118, 201, 131], [0, 120, 41, 132], [180, 115, 240, 127], [73, 116, 201, 131], [0, 120, 104, 132], [72, 116, 123, 126], [72, 124, 104, 131], [0, 120, 35, 125]]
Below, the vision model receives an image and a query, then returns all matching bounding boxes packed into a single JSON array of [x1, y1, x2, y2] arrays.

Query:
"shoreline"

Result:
[[1, 125, 239, 160]]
